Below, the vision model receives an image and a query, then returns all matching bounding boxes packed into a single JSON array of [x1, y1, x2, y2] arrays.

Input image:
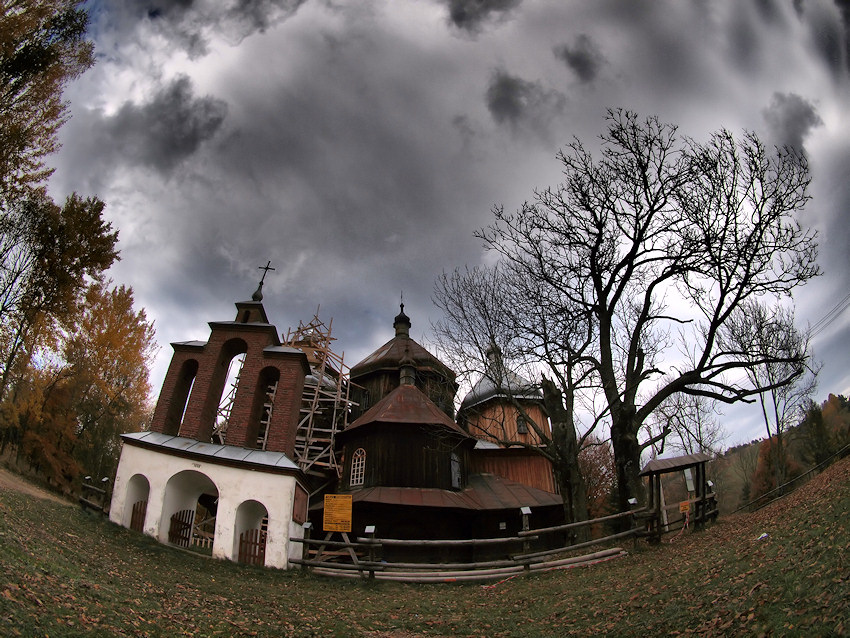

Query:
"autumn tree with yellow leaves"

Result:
[[0, 3, 156, 488]]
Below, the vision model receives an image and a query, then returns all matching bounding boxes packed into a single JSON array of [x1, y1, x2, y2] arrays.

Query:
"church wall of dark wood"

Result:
[[341, 425, 468, 491]]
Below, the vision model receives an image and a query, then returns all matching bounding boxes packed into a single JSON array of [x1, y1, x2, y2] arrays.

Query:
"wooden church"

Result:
[[109, 277, 563, 568]]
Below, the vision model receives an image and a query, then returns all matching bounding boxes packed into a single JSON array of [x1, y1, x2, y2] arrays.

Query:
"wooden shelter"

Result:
[[640, 452, 715, 542]]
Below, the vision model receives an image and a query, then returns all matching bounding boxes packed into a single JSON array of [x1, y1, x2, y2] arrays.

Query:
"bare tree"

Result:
[[648, 393, 726, 456], [433, 264, 596, 527], [722, 301, 818, 487], [437, 109, 819, 511]]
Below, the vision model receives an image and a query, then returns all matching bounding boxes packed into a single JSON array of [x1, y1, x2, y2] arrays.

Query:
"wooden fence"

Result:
[[78, 478, 111, 514], [731, 442, 850, 515], [168, 509, 194, 548], [290, 507, 644, 582], [130, 499, 147, 532], [288, 495, 722, 582]]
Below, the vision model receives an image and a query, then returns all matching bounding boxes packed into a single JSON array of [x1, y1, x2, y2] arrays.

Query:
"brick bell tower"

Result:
[[149, 264, 309, 456]]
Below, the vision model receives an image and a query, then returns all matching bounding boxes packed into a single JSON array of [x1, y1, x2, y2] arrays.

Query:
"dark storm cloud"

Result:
[[102, 0, 306, 56], [837, 0, 850, 71], [762, 93, 823, 150], [444, 0, 522, 33], [103, 76, 227, 174], [48, 0, 850, 445], [805, 2, 848, 77], [485, 69, 566, 137], [754, 0, 785, 23], [553, 34, 606, 83]]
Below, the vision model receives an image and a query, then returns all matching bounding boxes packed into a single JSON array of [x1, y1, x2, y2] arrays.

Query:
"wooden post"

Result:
[[627, 497, 639, 548], [651, 475, 661, 543], [520, 507, 531, 571], [301, 522, 312, 563], [695, 462, 706, 529], [365, 525, 376, 579]]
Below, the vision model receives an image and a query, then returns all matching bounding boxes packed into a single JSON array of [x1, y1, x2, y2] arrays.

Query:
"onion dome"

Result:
[[350, 304, 455, 384], [459, 343, 542, 412]]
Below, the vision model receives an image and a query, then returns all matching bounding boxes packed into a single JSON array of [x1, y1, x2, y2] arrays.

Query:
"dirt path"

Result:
[[0, 466, 72, 506]]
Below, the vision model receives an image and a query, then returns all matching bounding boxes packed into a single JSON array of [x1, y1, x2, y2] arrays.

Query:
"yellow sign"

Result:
[[679, 500, 691, 514], [323, 494, 353, 532]]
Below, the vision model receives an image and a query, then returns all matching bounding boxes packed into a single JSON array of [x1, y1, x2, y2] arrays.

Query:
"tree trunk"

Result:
[[611, 413, 644, 515], [541, 377, 589, 541], [773, 431, 787, 495]]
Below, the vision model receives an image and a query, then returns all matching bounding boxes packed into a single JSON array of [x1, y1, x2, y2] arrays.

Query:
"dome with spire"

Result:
[[350, 304, 453, 380], [459, 343, 542, 413], [349, 304, 458, 419]]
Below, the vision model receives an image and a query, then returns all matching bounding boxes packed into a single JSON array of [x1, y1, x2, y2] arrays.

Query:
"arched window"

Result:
[[350, 448, 366, 487]]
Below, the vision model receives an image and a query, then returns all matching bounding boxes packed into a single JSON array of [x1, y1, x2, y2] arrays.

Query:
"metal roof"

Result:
[[121, 431, 299, 471], [640, 452, 712, 476], [459, 367, 542, 412], [263, 345, 306, 356], [350, 335, 456, 381], [339, 383, 472, 440], [329, 473, 562, 511]]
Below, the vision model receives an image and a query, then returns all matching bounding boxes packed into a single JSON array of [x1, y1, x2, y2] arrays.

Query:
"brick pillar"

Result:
[[179, 332, 245, 442], [264, 353, 309, 456], [150, 345, 204, 435], [219, 339, 268, 448]]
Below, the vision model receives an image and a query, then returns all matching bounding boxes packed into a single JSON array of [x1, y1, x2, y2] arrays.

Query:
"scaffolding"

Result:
[[283, 311, 358, 477]]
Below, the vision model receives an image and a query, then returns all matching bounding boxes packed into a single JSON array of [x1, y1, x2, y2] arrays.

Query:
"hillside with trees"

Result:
[[709, 392, 850, 516]]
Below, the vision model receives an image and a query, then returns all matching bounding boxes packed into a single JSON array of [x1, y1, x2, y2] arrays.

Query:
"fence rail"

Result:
[[289, 506, 654, 581], [78, 478, 111, 514]]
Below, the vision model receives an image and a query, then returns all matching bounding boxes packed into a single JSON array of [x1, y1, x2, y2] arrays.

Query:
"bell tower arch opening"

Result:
[[246, 366, 281, 450], [163, 359, 199, 436], [207, 338, 248, 444]]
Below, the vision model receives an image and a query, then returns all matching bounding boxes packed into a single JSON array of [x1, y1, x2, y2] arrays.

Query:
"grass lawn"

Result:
[[1, 458, 848, 637]]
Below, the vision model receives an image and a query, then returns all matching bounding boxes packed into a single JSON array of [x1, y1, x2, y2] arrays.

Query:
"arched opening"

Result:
[[166, 359, 198, 436], [123, 473, 150, 532], [233, 499, 269, 566], [160, 470, 219, 552], [246, 366, 280, 450], [206, 338, 248, 444]]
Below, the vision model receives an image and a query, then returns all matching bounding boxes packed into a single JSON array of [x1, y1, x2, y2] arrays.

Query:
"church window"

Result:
[[451, 452, 461, 489], [350, 448, 366, 487], [516, 414, 528, 434]]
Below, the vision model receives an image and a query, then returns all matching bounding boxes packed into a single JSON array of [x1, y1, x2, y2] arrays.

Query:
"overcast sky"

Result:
[[48, 0, 850, 447]]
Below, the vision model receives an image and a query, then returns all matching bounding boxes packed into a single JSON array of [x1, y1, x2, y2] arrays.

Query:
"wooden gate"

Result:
[[130, 499, 147, 532], [238, 528, 266, 566], [168, 509, 194, 547]]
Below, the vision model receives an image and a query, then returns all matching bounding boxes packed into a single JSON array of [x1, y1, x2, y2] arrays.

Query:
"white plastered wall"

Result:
[[110, 443, 304, 569]]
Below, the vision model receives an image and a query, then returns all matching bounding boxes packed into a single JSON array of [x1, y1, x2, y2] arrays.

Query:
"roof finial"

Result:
[[394, 294, 411, 337], [400, 344, 416, 385], [252, 260, 275, 301]]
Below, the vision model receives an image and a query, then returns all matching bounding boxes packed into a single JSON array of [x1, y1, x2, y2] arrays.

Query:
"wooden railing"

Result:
[[289, 507, 651, 582], [78, 477, 111, 514]]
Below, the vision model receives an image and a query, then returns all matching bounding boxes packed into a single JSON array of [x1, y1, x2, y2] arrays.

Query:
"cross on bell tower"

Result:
[[252, 261, 276, 301]]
